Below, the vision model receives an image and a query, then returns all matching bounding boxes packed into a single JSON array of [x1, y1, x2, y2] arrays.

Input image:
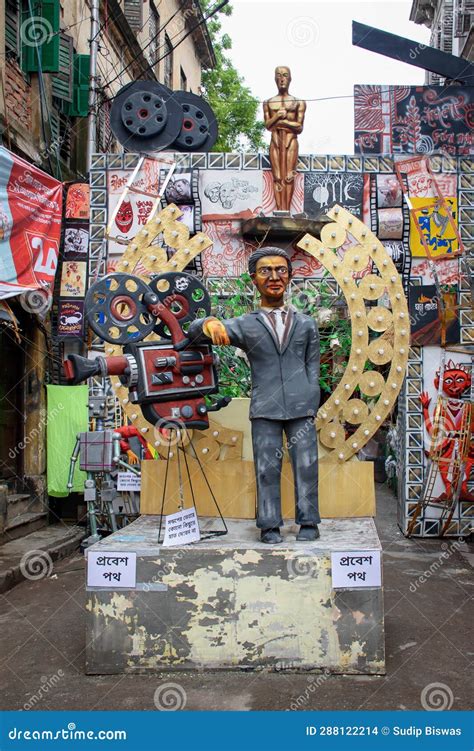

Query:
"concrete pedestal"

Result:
[[85, 516, 385, 675]]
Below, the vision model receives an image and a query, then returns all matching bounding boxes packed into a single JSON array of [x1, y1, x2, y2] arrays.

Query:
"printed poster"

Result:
[[64, 223, 89, 259], [60, 261, 87, 297], [65, 183, 90, 219], [57, 299, 85, 338]]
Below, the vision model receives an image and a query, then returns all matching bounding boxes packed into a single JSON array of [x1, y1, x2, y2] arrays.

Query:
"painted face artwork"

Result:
[[115, 200, 134, 233], [435, 363, 472, 399]]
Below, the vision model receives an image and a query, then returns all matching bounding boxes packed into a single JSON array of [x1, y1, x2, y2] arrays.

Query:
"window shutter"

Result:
[[21, 0, 61, 73], [124, 0, 143, 32], [66, 54, 90, 117], [51, 33, 74, 101], [5, 0, 19, 56]]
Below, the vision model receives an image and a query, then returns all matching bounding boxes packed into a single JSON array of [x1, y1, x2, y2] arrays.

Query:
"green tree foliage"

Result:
[[200, 1, 265, 152]]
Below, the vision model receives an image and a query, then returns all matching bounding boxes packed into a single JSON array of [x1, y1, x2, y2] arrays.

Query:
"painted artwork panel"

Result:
[[64, 223, 89, 259], [354, 84, 474, 155], [410, 257, 460, 285], [60, 261, 87, 297], [377, 207, 404, 239], [421, 347, 473, 500], [408, 284, 460, 345], [107, 161, 162, 257], [382, 240, 409, 280], [262, 171, 304, 216], [376, 174, 402, 208], [200, 170, 263, 220], [65, 183, 90, 219], [303, 173, 364, 218], [201, 221, 253, 276], [407, 170, 457, 199], [409, 197, 460, 258]]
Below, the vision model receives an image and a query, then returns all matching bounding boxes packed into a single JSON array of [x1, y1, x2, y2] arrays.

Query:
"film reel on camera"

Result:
[[85, 273, 156, 344], [85, 272, 211, 344], [148, 272, 211, 339]]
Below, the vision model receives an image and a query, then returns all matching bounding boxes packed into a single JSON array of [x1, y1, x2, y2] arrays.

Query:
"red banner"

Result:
[[0, 146, 63, 300]]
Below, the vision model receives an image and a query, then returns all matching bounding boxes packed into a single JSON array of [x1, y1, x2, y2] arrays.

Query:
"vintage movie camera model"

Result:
[[64, 271, 230, 429]]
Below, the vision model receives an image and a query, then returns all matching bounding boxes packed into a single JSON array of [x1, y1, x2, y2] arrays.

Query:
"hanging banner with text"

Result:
[[0, 145, 63, 300]]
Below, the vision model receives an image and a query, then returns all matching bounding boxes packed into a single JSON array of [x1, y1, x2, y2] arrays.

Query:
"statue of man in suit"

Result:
[[188, 247, 320, 544]]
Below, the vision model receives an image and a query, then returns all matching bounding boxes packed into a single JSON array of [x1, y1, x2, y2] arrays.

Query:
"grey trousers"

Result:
[[251, 417, 320, 530]]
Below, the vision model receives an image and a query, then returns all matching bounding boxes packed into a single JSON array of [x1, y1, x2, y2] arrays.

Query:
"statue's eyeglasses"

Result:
[[256, 266, 289, 277]]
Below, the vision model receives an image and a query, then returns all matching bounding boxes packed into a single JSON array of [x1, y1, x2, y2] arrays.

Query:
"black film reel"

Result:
[[110, 81, 182, 153], [85, 274, 155, 344], [170, 91, 218, 152], [148, 272, 211, 339]]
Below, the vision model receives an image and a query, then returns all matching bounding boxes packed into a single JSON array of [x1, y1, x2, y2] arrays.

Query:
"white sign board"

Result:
[[87, 551, 137, 588], [117, 472, 141, 491], [163, 507, 201, 547], [331, 550, 381, 589]]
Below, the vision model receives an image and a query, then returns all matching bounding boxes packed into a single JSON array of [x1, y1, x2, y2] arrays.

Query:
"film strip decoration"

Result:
[[159, 167, 203, 277]]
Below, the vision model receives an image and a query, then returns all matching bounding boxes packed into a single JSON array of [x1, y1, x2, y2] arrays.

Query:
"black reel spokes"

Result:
[[85, 273, 155, 344], [171, 91, 218, 152], [109, 82, 218, 154], [110, 81, 183, 153], [148, 272, 211, 339]]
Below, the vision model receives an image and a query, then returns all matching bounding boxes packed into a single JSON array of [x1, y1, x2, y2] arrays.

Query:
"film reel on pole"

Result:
[[170, 91, 218, 152], [110, 81, 183, 153], [148, 272, 211, 339], [85, 273, 156, 344]]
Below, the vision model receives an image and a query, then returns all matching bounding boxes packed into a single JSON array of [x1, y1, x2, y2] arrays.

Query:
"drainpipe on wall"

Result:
[[87, 0, 100, 172]]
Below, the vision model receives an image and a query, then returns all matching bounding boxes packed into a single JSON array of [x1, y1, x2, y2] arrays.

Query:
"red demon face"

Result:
[[116, 201, 133, 233], [435, 362, 472, 399]]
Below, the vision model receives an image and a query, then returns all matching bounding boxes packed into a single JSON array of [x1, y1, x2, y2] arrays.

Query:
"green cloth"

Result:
[[46, 385, 88, 497]]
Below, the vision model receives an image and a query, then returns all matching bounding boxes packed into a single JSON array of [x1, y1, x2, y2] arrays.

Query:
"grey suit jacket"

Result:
[[188, 309, 320, 420]]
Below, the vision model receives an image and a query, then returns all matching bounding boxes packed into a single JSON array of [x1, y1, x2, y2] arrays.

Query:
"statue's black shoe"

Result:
[[296, 525, 320, 541], [260, 528, 283, 544]]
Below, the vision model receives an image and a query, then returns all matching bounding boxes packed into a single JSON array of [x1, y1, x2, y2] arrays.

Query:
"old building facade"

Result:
[[0, 0, 214, 541]]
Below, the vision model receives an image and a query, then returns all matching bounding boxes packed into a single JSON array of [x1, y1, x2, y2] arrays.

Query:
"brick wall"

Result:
[[5, 59, 32, 131]]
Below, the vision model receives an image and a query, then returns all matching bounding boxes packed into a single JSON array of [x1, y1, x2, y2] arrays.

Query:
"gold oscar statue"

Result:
[[263, 66, 306, 213]]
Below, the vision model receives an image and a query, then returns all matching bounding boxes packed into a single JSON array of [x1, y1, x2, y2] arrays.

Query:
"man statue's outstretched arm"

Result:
[[187, 316, 246, 349]]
